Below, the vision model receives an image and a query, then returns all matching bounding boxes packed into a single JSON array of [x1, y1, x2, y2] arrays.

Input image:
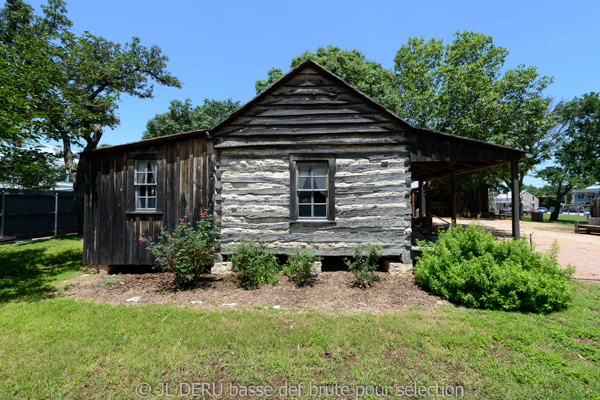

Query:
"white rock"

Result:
[[190, 301, 203, 304], [126, 296, 140, 302], [222, 303, 237, 306], [273, 305, 281, 309]]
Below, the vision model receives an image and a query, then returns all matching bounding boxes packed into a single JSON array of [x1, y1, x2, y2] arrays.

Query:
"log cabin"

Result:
[[82, 59, 526, 271]]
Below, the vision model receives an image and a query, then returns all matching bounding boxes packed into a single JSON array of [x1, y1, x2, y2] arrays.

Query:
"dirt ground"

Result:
[[456, 217, 600, 281], [60, 217, 597, 310], [61, 271, 450, 312]]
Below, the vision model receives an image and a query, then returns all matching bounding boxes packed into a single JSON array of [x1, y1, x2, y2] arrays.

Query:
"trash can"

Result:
[[531, 211, 544, 222]]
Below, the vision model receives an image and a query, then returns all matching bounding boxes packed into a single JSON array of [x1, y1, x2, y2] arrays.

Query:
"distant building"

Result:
[[572, 185, 600, 206], [494, 190, 539, 211]]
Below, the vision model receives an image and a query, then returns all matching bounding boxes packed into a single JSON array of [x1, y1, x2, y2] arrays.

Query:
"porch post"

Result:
[[419, 180, 425, 218], [511, 160, 520, 239], [451, 172, 457, 224]]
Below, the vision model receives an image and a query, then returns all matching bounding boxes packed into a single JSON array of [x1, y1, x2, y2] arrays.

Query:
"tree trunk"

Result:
[[63, 124, 104, 234], [549, 182, 571, 222], [73, 156, 87, 234]]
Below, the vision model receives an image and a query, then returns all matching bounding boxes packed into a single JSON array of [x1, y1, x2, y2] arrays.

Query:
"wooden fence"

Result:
[[0, 189, 78, 243]]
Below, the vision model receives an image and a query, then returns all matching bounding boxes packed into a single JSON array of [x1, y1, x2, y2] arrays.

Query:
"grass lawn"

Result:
[[522, 213, 588, 226], [1, 237, 599, 399]]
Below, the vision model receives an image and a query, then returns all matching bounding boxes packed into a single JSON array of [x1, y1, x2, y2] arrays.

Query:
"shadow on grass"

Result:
[[0, 235, 83, 303]]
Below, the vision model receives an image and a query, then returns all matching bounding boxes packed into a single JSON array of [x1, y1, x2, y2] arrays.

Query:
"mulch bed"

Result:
[[62, 270, 451, 312]]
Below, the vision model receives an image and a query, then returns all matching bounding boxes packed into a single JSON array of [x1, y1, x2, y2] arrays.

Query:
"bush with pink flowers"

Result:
[[142, 210, 220, 289]]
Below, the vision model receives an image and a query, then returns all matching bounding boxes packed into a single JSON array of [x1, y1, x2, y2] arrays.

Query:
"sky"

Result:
[[25, 0, 600, 186]]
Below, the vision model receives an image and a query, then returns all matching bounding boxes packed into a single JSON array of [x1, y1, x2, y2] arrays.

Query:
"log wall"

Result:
[[212, 62, 413, 261], [216, 146, 412, 260]]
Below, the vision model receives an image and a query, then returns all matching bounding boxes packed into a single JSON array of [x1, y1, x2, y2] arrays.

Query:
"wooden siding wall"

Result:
[[84, 137, 209, 266], [212, 64, 412, 260]]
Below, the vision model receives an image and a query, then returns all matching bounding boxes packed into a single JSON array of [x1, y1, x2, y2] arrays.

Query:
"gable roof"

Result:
[[209, 58, 413, 136]]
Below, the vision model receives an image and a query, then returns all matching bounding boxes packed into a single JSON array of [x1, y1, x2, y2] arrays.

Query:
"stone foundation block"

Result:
[[383, 260, 413, 275], [212, 261, 233, 275]]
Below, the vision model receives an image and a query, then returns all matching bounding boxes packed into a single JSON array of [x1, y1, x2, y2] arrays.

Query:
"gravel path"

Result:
[[456, 218, 600, 281]]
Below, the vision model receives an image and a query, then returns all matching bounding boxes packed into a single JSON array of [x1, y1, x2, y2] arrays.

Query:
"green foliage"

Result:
[[538, 92, 600, 220], [254, 67, 284, 94], [259, 35, 555, 187], [230, 229, 280, 290], [283, 247, 322, 286], [143, 98, 241, 139], [394, 31, 555, 186], [414, 223, 574, 313], [143, 213, 220, 290], [344, 243, 383, 287], [0, 144, 65, 189], [0, 0, 181, 230], [292, 45, 401, 112]]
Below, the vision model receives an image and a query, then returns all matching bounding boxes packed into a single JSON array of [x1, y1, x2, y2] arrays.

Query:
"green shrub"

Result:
[[414, 223, 574, 313], [143, 212, 220, 290], [284, 247, 322, 286], [230, 228, 280, 290], [344, 243, 383, 287]]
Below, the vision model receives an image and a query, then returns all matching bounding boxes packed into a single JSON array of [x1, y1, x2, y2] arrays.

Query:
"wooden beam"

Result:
[[511, 160, 520, 239], [419, 180, 425, 218], [451, 172, 457, 224]]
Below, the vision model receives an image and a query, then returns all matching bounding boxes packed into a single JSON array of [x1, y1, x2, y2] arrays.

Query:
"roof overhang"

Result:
[[409, 127, 527, 181], [82, 130, 208, 157]]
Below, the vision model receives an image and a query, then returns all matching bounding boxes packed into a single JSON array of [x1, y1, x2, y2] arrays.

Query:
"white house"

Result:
[[494, 190, 539, 211]]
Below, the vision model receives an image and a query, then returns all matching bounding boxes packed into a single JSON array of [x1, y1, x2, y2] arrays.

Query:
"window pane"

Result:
[[148, 198, 156, 209], [312, 162, 327, 176], [135, 162, 145, 172], [137, 197, 146, 209], [314, 205, 327, 218], [147, 161, 155, 171], [139, 186, 146, 196], [299, 205, 311, 217], [299, 192, 311, 204], [136, 172, 146, 184], [313, 177, 326, 190], [297, 162, 311, 176], [298, 177, 311, 190], [147, 172, 156, 184], [314, 190, 327, 204], [148, 187, 156, 196]]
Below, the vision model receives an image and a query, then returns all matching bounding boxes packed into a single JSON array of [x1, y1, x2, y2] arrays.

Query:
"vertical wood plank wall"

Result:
[[83, 137, 208, 266]]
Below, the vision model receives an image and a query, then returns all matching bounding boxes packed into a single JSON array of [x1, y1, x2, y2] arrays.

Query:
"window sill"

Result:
[[126, 211, 163, 216], [290, 219, 336, 228]]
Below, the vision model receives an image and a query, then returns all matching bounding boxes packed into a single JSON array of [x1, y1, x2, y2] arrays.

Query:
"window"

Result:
[[290, 155, 335, 222], [298, 161, 328, 218], [135, 160, 157, 210]]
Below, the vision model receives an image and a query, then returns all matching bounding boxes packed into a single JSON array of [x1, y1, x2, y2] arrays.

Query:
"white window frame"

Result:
[[134, 160, 158, 211]]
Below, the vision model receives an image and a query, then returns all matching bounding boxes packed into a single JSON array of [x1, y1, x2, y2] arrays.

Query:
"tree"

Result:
[[255, 68, 283, 94], [0, 0, 181, 231], [256, 36, 556, 187], [539, 92, 600, 221], [0, 0, 69, 144], [394, 31, 556, 186], [255, 45, 400, 111], [0, 146, 65, 189], [143, 98, 240, 139]]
